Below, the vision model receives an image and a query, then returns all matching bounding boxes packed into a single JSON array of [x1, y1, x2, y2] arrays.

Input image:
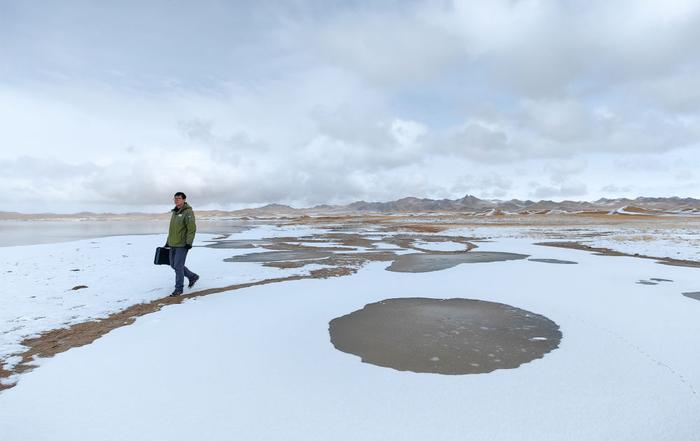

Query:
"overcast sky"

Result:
[[1, 0, 699, 213]]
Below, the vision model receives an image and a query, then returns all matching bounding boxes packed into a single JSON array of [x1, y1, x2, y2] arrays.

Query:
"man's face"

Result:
[[174, 195, 185, 208]]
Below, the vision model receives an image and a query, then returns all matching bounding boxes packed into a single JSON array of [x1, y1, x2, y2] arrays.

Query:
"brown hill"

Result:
[[3, 195, 699, 219]]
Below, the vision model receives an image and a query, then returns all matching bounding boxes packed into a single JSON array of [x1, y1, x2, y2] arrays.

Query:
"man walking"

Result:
[[166, 191, 199, 296]]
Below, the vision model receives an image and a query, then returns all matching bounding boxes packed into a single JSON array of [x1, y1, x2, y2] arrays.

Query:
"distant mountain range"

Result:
[[2, 195, 699, 220], [221, 195, 700, 217]]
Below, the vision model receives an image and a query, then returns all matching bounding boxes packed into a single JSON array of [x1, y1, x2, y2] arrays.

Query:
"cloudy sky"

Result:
[[1, 0, 699, 212]]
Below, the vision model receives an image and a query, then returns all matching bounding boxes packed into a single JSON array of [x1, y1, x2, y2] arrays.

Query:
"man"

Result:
[[166, 192, 199, 296]]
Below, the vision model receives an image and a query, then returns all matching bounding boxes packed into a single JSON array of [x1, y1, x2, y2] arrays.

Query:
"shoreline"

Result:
[[537, 241, 700, 268]]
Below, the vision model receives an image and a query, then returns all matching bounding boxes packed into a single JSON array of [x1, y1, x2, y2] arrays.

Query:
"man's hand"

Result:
[[185, 244, 193, 250]]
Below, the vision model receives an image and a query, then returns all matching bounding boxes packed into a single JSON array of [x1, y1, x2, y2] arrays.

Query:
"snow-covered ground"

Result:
[[444, 225, 700, 262], [0, 226, 331, 374], [1, 231, 699, 440], [584, 231, 700, 261]]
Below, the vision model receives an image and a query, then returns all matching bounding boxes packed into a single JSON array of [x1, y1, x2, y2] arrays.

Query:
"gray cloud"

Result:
[[313, 8, 463, 86], [675, 170, 694, 181], [438, 122, 517, 163], [633, 70, 700, 114], [1, 1, 699, 211], [532, 182, 588, 199], [441, 1, 700, 96], [613, 157, 671, 172], [450, 174, 514, 199], [178, 118, 267, 165], [543, 159, 588, 184], [0, 156, 98, 180]]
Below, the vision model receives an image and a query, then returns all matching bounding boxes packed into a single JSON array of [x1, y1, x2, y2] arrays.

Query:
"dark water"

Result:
[[682, 291, 700, 301], [0, 220, 251, 247], [329, 297, 562, 375], [386, 251, 529, 273], [528, 258, 578, 264]]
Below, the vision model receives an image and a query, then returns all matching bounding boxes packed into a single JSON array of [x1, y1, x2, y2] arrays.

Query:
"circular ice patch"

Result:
[[329, 298, 561, 375]]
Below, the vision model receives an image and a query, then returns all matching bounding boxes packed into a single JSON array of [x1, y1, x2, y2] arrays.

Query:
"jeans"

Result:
[[169, 247, 197, 290]]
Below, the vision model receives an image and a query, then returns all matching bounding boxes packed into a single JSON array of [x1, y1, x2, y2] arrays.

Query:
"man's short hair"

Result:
[[174, 192, 187, 199]]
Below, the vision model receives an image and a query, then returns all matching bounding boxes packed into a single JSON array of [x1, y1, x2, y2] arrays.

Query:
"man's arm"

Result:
[[185, 211, 197, 247]]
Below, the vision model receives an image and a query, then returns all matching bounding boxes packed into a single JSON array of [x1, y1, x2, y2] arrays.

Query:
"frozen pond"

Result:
[[386, 251, 528, 272], [330, 297, 562, 374], [0, 220, 250, 247]]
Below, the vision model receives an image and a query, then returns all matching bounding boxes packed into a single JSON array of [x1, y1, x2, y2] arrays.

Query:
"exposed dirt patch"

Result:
[[0, 364, 11, 383], [263, 260, 309, 269], [262, 251, 398, 271], [308, 267, 357, 278], [204, 239, 271, 249], [225, 250, 335, 263], [381, 234, 478, 252], [390, 224, 451, 233], [316, 233, 378, 249]]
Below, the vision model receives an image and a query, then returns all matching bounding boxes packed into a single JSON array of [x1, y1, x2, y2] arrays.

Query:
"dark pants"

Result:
[[169, 247, 197, 290]]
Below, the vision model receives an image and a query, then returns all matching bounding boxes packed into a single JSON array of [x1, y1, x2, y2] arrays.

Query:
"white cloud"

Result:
[[313, 8, 462, 85], [519, 99, 600, 143], [1, 0, 699, 212]]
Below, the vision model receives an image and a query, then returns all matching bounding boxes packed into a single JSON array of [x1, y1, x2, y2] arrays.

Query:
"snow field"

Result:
[[1, 237, 699, 440], [0, 229, 332, 371]]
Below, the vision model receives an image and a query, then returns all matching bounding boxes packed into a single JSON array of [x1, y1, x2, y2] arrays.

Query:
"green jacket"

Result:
[[167, 202, 196, 247]]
